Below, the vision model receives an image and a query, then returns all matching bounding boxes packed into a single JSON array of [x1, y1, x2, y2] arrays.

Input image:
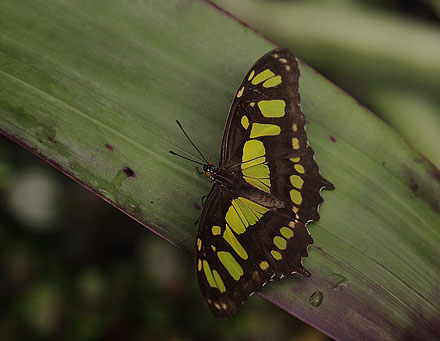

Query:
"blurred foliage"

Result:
[[0, 135, 329, 340], [215, 0, 440, 167]]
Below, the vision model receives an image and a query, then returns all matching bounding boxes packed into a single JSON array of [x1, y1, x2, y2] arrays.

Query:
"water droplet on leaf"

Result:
[[309, 291, 323, 307]]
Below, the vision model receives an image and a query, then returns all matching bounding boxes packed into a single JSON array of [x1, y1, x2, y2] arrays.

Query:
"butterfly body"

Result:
[[204, 164, 285, 210], [194, 48, 334, 318]]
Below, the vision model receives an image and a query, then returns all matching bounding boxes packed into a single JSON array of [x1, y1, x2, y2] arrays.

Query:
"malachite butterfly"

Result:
[[187, 48, 334, 318]]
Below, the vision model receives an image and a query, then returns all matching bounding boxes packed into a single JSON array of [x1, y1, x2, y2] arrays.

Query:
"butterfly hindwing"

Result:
[[196, 184, 313, 318], [196, 185, 272, 317]]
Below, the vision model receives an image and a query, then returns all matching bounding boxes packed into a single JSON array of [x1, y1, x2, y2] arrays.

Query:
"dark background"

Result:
[[0, 135, 327, 340]]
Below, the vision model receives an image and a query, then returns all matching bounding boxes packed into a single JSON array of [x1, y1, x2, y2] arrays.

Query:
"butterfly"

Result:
[[176, 48, 334, 319]]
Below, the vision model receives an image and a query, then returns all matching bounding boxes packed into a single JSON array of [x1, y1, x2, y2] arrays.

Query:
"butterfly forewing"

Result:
[[220, 48, 304, 168], [221, 48, 333, 222], [196, 48, 334, 318]]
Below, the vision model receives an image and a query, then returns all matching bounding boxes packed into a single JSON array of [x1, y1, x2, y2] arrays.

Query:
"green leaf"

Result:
[[1, 0, 439, 339], [213, 0, 440, 168], [214, 0, 440, 92]]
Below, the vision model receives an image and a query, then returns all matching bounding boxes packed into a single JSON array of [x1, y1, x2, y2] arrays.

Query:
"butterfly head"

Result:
[[203, 163, 216, 182]]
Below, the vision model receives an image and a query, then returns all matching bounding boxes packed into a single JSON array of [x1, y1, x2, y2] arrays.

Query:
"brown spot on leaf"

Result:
[[329, 136, 336, 143], [408, 178, 418, 193], [405, 165, 440, 213], [47, 136, 56, 143], [192, 201, 201, 210], [123, 167, 135, 177], [429, 168, 440, 184], [105, 143, 114, 151]]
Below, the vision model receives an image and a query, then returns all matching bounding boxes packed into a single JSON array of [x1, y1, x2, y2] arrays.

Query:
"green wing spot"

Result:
[[241, 163, 270, 180], [225, 204, 246, 234], [289, 221, 298, 229], [236, 86, 244, 98], [241, 115, 249, 129], [203, 260, 218, 289], [233, 198, 259, 226], [259, 261, 270, 270], [212, 270, 226, 293], [238, 197, 269, 217], [290, 189, 303, 205], [250, 123, 281, 138], [241, 140, 266, 169], [280, 226, 294, 239], [242, 164, 271, 193], [263, 75, 282, 88], [271, 250, 283, 260], [231, 199, 249, 228], [290, 175, 304, 189], [292, 137, 300, 150], [294, 164, 305, 174], [251, 69, 275, 85], [236, 197, 269, 224], [212, 225, 222, 236], [257, 100, 286, 118], [223, 224, 249, 260], [273, 236, 287, 250], [217, 251, 244, 281]]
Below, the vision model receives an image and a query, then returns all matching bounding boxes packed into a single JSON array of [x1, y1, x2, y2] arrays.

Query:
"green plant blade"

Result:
[[213, 0, 440, 91], [213, 0, 440, 169], [1, 0, 439, 339]]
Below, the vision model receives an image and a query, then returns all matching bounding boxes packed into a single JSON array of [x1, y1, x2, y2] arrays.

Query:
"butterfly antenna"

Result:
[[175, 120, 209, 164], [169, 151, 204, 166]]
